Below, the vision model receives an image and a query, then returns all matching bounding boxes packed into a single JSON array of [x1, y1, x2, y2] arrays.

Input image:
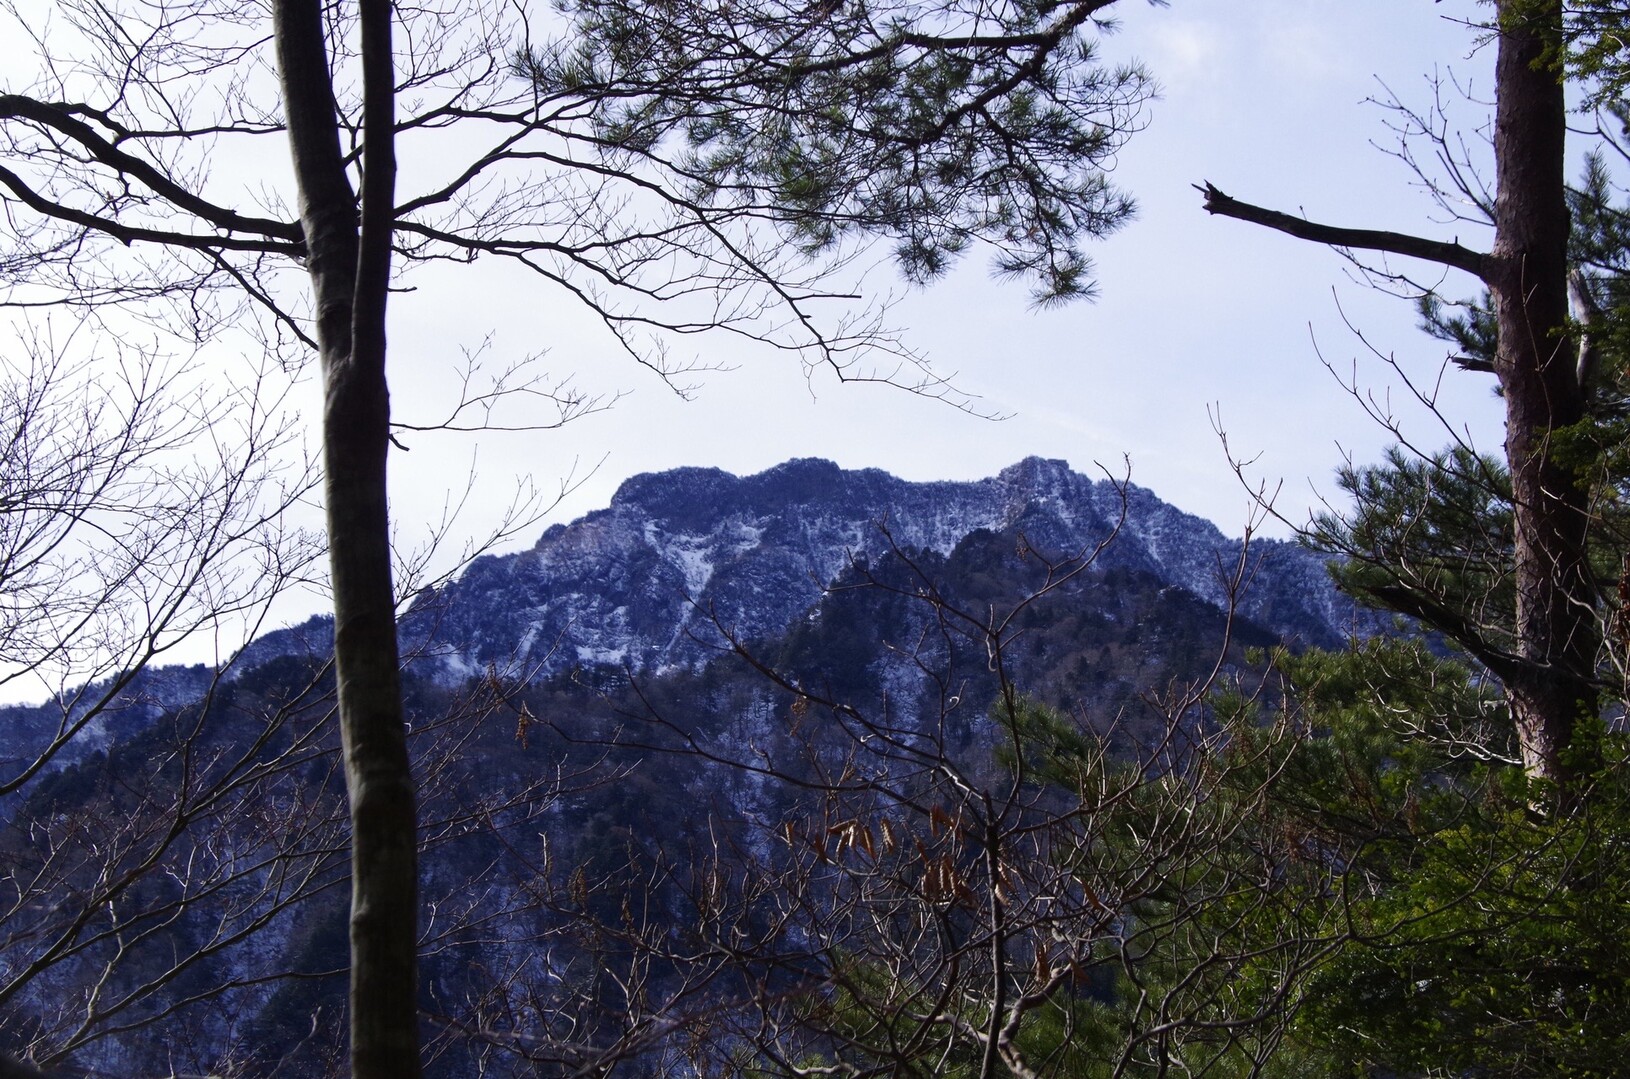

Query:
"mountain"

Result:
[[0, 457, 1377, 1078], [403, 456, 1370, 686], [3, 455, 1360, 797]]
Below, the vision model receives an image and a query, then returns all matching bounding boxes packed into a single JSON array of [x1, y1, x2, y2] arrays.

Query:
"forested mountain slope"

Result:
[[0, 458, 1368, 1077]]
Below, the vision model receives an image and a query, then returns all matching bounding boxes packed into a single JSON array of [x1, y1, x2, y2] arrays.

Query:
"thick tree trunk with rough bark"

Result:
[[1198, 0, 1596, 792], [1488, 0, 1597, 785], [273, 0, 422, 1074]]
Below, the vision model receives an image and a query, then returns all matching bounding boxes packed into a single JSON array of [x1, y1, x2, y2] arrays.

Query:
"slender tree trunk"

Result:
[[273, 1, 421, 1074], [1489, 0, 1597, 786]]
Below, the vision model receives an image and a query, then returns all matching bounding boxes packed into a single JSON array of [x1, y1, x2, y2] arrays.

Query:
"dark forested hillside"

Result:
[[0, 459, 1363, 1076]]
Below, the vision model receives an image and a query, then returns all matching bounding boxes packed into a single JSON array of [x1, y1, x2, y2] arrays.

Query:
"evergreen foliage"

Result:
[[521, 0, 1153, 304], [1238, 643, 1630, 1078]]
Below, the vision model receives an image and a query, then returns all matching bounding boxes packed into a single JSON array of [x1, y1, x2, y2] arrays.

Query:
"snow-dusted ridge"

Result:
[[403, 457, 1370, 685], [0, 456, 1367, 769]]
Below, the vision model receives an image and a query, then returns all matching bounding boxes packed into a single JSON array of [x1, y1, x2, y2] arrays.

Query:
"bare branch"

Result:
[[1196, 181, 1490, 279]]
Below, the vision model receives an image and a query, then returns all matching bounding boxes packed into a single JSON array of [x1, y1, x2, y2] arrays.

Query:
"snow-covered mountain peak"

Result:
[[406, 458, 1369, 684], [995, 455, 1076, 495]]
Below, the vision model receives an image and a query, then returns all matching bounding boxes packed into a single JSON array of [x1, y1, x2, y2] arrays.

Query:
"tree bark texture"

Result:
[[1200, 1, 1596, 790], [1488, 0, 1597, 785], [273, 1, 422, 1075]]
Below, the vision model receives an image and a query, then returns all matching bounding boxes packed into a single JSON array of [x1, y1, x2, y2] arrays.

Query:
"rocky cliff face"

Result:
[[3, 457, 1360, 784], [404, 456, 1367, 685]]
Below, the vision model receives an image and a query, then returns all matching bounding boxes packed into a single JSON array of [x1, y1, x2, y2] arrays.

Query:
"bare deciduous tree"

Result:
[[0, 326, 327, 1070], [3, 0, 1160, 1071], [529, 510, 1351, 1078]]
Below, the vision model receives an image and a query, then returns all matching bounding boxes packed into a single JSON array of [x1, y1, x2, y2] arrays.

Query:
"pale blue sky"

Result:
[[383, 0, 1512, 557], [0, 0, 1557, 689]]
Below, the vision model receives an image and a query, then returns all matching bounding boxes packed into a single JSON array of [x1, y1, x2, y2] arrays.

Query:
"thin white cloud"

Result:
[[1262, 20, 1346, 85], [1137, 18, 1224, 95]]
